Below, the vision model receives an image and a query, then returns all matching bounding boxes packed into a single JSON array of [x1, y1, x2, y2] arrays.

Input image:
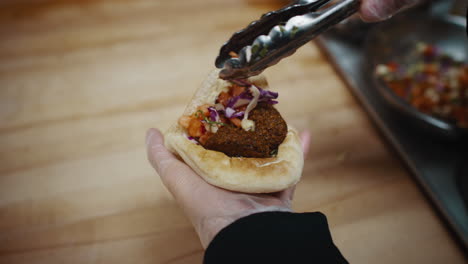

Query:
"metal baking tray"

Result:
[[315, 11, 468, 250]]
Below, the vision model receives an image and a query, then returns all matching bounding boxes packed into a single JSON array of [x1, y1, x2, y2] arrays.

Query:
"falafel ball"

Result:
[[203, 103, 287, 158]]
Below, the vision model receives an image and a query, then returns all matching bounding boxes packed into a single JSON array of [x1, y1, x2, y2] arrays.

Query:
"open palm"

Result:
[[146, 128, 310, 248]]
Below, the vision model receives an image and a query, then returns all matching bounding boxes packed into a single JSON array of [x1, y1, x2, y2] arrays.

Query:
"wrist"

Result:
[[198, 206, 291, 249]]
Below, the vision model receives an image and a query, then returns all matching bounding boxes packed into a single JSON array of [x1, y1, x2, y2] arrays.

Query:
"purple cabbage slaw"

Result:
[[187, 136, 200, 145], [207, 107, 221, 122], [217, 80, 279, 119], [187, 79, 280, 142]]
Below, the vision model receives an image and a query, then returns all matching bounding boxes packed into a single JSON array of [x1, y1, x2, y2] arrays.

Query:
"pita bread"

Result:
[[165, 70, 303, 193]]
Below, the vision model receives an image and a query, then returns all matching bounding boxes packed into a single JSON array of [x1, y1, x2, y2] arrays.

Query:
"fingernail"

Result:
[[367, 3, 392, 20], [367, 0, 416, 21], [146, 129, 155, 146]]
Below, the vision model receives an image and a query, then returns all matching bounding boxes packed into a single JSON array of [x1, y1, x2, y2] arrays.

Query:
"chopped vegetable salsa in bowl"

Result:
[[365, 14, 468, 139], [376, 43, 468, 128]]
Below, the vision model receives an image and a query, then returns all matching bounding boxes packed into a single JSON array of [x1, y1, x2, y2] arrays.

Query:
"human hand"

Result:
[[360, 0, 421, 22], [146, 128, 310, 249]]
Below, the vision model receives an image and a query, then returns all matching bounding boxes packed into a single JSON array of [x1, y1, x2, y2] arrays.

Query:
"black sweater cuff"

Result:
[[204, 211, 347, 264]]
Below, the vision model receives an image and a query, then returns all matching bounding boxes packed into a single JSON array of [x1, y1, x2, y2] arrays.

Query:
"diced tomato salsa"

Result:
[[179, 84, 252, 143]]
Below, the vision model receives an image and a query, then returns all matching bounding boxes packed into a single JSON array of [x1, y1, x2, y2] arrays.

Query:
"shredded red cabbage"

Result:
[[208, 107, 220, 122], [225, 107, 235, 118], [226, 84, 278, 109], [227, 96, 251, 109], [223, 107, 245, 119], [213, 79, 280, 123], [259, 89, 278, 100], [187, 136, 200, 145], [232, 111, 245, 118]]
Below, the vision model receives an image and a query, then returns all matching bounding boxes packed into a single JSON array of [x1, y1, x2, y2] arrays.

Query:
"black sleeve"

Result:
[[204, 211, 347, 264]]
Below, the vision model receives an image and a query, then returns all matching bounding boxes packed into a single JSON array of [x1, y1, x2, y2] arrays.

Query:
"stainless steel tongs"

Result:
[[215, 0, 360, 80]]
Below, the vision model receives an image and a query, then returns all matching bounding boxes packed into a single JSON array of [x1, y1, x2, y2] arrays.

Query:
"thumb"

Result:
[[299, 130, 311, 158], [276, 130, 311, 205], [146, 128, 177, 177], [360, 0, 419, 22], [146, 128, 206, 196]]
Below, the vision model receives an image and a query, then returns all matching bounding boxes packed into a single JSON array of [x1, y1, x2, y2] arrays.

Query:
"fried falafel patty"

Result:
[[203, 103, 287, 158]]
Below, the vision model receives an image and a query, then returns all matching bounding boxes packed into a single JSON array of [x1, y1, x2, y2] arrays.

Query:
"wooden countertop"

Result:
[[0, 0, 465, 263]]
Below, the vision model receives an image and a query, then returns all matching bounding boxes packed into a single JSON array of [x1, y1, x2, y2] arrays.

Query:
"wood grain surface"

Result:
[[0, 0, 466, 263]]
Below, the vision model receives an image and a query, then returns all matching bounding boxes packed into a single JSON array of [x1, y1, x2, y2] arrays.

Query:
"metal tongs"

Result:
[[215, 0, 360, 80]]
